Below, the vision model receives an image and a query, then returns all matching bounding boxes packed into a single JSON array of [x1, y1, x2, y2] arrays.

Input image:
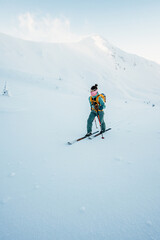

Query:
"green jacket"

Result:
[[89, 92, 106, 112]]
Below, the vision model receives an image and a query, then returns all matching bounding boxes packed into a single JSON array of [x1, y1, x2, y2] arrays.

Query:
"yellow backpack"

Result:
[[90, 93, 106, 109]]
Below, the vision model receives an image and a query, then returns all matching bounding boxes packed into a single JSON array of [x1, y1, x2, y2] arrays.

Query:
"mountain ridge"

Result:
[[0, 32, 160, 103]]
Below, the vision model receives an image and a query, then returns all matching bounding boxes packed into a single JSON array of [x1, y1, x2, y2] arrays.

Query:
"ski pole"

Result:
[[92, 104, 98, 129], [94, 118, 98, 129], [97, 111, 104, 139]]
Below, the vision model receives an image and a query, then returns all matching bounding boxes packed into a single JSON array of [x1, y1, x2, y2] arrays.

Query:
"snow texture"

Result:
[[0, 33, 160, 240]]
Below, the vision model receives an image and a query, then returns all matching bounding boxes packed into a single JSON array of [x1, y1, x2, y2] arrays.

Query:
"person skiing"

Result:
[[86, 84, 106, 136]]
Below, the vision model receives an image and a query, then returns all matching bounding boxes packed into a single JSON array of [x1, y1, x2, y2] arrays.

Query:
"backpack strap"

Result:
[[90, 96, 98, 105], [96, 95, 101, 105], [90, 95, 103, 112]]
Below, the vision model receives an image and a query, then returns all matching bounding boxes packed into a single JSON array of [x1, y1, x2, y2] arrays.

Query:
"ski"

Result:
[[67, 130, 99, 145], [89, 127, 111, 139]]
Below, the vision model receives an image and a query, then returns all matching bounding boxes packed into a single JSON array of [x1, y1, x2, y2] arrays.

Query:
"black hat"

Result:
[[91, 84, 98, 91]]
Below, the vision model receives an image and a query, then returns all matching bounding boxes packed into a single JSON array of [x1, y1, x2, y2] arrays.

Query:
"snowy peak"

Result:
[[0, 32, 160, 103], [91, 35, 112, 54], [79, 35, 112, 54]]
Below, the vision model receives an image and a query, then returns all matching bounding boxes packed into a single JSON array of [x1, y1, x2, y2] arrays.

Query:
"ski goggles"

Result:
[[91, 90, 98, 96]]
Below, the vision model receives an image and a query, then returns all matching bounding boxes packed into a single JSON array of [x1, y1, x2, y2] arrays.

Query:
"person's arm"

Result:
[[98, 96, 106, 110], [88, 97, 92, 109]]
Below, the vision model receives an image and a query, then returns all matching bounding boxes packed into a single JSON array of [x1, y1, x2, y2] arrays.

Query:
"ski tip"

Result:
[[67, 142, 72, 145]]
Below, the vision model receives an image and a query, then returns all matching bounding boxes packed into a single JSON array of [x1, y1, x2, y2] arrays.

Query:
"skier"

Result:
[[86, 84, 106, 137], [67, 84, 110, 145]]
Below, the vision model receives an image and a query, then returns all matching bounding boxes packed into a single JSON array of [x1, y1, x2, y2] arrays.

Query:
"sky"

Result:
[[0, 0, 160, 64]]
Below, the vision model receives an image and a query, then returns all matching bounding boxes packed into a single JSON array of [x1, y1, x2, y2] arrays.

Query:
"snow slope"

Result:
[[0, 33, 160, 240], [0, 33, 160, 102]]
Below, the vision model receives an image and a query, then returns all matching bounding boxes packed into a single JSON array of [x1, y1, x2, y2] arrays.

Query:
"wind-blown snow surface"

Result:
[[0, 33, 160, 240]]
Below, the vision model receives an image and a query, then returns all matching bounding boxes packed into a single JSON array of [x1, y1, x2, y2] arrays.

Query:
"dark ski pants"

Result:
[[87, 111, 106, 133]]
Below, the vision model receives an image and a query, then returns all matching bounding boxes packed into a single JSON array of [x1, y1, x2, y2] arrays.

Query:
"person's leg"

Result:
[[87, 111, 96, 133], [98, 111, 106, 132]]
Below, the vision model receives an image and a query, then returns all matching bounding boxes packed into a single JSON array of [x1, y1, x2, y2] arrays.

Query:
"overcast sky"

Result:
[[0, 0, 160, 64]]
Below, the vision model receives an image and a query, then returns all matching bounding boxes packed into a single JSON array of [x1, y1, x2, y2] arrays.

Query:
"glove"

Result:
[[94, 104, 99, 111]]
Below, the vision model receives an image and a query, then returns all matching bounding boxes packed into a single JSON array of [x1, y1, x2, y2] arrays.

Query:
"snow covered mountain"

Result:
[[0, 33, 160, 240], [0, 32, 160, 103]]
